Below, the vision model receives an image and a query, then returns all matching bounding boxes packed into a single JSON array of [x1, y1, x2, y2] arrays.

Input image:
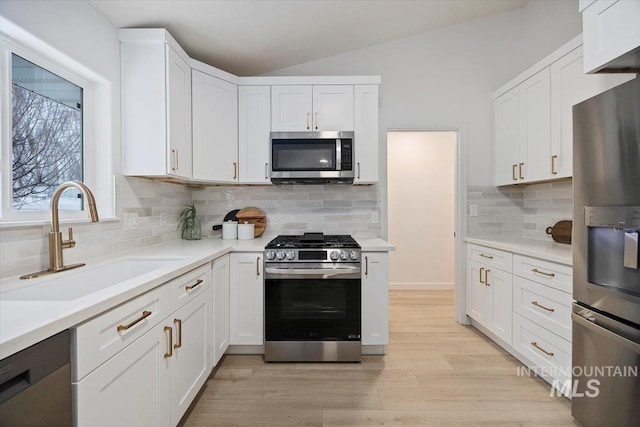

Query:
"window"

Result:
[[11, 54, 84, 212]]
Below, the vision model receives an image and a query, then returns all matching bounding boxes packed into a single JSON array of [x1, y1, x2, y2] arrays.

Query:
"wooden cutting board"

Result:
[[546, 220, 572, 244], [236, 207, 266, 237]]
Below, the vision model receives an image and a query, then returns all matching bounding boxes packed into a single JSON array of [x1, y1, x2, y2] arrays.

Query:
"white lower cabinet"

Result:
[[361, 252, 389, 346], [73, 264, 212, 427], [212, 254, 230, 365], [229, 252, 264, 345]]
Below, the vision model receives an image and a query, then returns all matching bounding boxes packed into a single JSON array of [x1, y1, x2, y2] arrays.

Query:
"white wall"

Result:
[[387, 131, 455, 288]]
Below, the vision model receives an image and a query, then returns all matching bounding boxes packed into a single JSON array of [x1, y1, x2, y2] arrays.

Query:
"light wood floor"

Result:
[[182, 290, 577, 426]]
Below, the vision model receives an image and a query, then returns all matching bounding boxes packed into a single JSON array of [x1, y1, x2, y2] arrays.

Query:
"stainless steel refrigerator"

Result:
[[572, 77, 640, 427]]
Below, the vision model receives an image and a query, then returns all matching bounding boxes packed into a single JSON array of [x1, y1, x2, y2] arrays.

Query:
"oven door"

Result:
[[264, 264, 361, 342]]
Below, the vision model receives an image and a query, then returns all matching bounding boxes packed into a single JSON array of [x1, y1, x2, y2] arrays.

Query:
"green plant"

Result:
[[177, 204, 201, 240]]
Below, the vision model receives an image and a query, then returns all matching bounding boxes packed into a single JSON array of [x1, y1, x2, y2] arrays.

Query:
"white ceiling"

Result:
[[89, 0, 527, 76]]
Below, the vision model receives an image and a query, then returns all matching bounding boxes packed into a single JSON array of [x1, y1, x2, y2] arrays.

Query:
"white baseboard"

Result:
[[389, 282, 454, 290]]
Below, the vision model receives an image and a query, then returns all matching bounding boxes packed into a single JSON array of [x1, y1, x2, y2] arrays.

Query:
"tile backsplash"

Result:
[[467, 179, 573, 241]]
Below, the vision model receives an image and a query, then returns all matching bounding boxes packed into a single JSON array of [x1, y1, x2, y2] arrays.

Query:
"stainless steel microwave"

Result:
[[270, 131, 354, 184]]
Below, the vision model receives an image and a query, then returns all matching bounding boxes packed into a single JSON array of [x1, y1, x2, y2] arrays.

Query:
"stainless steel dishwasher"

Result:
[[0, 330, 71, 427]]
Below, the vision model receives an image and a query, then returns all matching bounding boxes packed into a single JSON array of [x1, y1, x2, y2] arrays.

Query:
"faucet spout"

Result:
[[50, 181, 99, 233]]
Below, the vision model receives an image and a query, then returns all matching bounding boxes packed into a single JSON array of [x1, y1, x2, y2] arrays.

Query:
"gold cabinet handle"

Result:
[[306, 112, 310, 130], [164, 326, 173, 358], [519, 162, 524, 180], [357, 162, 361, 180], [531, 301, 555, 312], [173, 318, 182, 349], [185, 278, 203, 291], [171, 149, 177, 171], [314, 112, 319, 130], [256, 256, 261, 276], [531, 341, 554, 356], [479, 267, 485, 284], [233, 162, 237, 180], [479, 253, 494, 260], [485, 269, 490, 286], [365, 256, 369, 276], [265, 163, 269, 180], [512, 164, 517, 181], [551, 155, 558, 175], [532, 268, 555, 278], [117, 310, 152, 332]]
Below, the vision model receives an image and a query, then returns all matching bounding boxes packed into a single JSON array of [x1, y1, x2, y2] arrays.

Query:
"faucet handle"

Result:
[[62, 227, 77, 249]]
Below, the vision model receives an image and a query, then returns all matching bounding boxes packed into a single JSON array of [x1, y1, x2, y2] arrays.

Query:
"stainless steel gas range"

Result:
[[263, 233, 362, 362]]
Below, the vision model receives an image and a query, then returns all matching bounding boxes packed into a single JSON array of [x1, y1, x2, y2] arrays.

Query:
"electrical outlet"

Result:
[[469, 204, 479, 217], [124, 212, 138, 230]]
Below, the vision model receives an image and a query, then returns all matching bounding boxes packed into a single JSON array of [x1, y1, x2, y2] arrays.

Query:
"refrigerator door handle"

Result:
[[572, 312, 640, 354]]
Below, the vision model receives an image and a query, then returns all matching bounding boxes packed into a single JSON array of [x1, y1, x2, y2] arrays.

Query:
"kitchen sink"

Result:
[[1, 257, 189, 301]]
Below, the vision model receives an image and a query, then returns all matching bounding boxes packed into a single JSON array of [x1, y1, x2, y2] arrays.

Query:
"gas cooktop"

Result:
[[265, 233, 360, 249]]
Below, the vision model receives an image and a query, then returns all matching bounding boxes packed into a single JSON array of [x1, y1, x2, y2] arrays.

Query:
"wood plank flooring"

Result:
[[182, 290, 577, 426]]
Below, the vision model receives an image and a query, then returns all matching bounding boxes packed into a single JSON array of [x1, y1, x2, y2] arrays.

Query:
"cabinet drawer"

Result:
[[513, 276, 572, 341], [72, 285, 170, 381], [169, 263, 210, 312], [513, 254, 572, 293], [513, 313, 571, 385], [467, 244, 512, 273]]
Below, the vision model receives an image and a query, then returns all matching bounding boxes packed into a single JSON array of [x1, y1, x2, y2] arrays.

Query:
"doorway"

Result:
[[387, 131, 457, 290]]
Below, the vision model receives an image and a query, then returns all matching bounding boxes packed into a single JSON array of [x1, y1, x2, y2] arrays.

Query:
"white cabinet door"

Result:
[[166, 46, 193, 179], [485, 267, 513, 345], [519, 68, 551, 184], [354, 85, 379, 184], [361, 252, 389, 346], [212, 255, 230, 365], [169, 290, 211, 426], [494, 88, 521, 186], [550, 47, 635, 178], [312, 85, 354, 131], [192, 70, 238, 182], [271, 85, 313, 131], [238, 85, 271, 184], [229, 253, 264, 345], [466, 260, 486, 324], [74, 322, 171, 427], [582, 0, 640, 73]]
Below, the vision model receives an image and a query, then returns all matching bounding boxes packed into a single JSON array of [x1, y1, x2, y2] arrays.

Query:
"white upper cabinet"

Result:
[[519, 68, 551, 184], [271, 85, 354, 131], [353, 85, 379, 184], [238, 86, 271, 184], [494, 89, 521, 186], [121, 31, 192, 179], [192, 70, 238, 183], [581, 0, 640, 73]]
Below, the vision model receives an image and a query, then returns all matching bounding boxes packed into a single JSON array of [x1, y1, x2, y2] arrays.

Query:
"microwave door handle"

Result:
[[336, 139, 342, 171]]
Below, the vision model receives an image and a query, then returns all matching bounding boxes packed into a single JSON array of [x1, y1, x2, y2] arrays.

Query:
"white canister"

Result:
[[237, 222, 255, 240], [222, 221, 238, 240]]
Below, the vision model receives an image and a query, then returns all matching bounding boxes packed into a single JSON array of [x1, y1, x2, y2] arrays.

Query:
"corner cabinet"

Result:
[[192, 70, 238, 183], [229, 252, 264, 345], [271, 85, 354, 132], [238, 85, 271, 184], [361, 252, 389, 346], [121, 29, 192, 179], [493, 36, 634, 186]]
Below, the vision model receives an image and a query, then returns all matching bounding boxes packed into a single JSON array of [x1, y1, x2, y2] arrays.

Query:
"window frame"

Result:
[[0, 27, 113, 225]]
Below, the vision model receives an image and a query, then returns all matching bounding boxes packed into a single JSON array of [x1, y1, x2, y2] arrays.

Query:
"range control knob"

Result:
[[276, 250, 285, 260], [266, 250, 275, 260], [349, 251, 359, 260], [330, 250, 340, 261], [285, 250, 296, 260], [340, 250, 348, 260]]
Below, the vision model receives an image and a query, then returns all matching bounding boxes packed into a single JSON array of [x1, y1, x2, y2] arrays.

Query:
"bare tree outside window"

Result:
[[11, 54, 83, 211]]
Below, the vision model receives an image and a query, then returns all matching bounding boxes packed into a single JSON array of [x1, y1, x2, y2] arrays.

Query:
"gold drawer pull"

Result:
[[185, 278, 204, 291], [164, 326, 173, 358], [532, 268, 555, 278], [174, 318, 182, 349], [519, 162, 524, 180], [257, 256, 261, 276], [117, 310, 152, 332], [531, 301, 555, 312], [365, 256, 369, 276], [551, 155, 558, 175], [485, 269, 490, 286], [512, 164, 517, 181], [479, 267, 485, 284], [531, 341, 554, 356], [479, 253, 494, 259]]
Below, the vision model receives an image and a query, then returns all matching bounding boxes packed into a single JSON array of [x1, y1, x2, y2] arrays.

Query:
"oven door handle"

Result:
[[265, 266, 361, 277]]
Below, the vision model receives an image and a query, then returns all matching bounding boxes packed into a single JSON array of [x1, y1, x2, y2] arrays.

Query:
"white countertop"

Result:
[[465, 237, 572, 265], [0, 235, 393, 360]]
